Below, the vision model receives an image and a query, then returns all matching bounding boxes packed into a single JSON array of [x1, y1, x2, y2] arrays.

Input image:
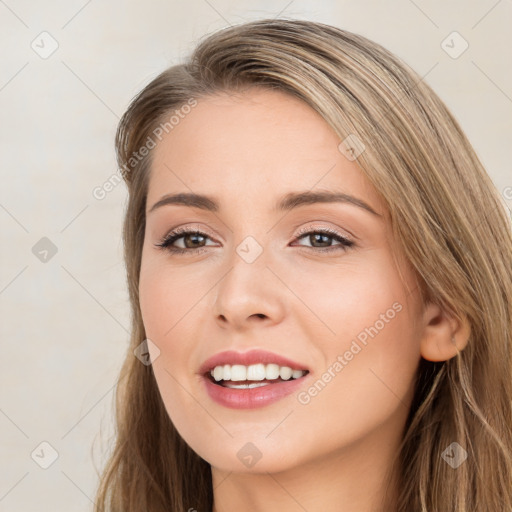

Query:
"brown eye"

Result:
[[154, 229, 216, 254], [293, 228, 355, 253]]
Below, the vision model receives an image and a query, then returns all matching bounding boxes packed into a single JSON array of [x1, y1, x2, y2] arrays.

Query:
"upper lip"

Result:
[[199, 349, 310, 375]]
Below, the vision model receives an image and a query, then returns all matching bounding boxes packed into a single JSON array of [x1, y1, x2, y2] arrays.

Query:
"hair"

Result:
[[93, 18, 512, 512]]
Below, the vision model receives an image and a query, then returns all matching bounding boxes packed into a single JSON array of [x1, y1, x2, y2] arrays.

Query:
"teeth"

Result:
[[247, 363, 266, 380], [280, 366, 292, 380], [212, 366, 221, 381], [209, 363, 307, 382], [266, 363, 280, 380], [223, 382, 271, 390], [231, 364, 247, 381]]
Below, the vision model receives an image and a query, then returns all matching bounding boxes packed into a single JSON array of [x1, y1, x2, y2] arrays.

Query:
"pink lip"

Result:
[[198, 349, 311, 409], [201, 373, 309, 409], [198, 349, 310, 375]]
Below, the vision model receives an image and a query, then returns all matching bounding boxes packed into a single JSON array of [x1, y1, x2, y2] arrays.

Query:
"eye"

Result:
[[154, 225, 355, 255], [292, 226, 355, 253], [154, 226, 217, 255]]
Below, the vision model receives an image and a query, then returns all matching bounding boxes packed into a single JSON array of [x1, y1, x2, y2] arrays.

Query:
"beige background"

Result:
[[0, 0, 511, 510]]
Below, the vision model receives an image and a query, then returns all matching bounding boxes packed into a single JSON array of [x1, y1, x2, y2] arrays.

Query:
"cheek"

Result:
[[138, 260, 208, 410], [287, 256, 420, 422], [138, 259, 203, 341], [287, 255, 410, 343]]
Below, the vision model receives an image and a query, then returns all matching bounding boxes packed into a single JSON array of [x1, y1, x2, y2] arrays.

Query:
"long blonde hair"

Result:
[[94, 18, 512, 511]]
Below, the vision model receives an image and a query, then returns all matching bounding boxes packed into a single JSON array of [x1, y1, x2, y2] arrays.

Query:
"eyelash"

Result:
[[154, 225, 355, 255]]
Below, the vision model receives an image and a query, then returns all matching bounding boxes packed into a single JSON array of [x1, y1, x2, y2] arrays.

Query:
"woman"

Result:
[[94, 18, 512, 511]]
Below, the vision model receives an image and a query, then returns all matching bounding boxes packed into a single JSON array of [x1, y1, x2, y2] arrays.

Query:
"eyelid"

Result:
[[154, 222, 357, 258], [158, 222, 353, 245], [293, 222, 355, 242], [161, 224, 220, 242]]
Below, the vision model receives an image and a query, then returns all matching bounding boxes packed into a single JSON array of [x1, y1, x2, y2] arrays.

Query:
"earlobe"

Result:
[[419, 301, 471, 362]]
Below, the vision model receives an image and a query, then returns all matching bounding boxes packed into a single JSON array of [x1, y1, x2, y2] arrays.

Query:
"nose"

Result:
[[212, 250, 287, 331]]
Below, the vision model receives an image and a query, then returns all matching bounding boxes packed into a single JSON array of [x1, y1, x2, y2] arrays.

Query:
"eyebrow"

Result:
[[147, 190, 381, 217]]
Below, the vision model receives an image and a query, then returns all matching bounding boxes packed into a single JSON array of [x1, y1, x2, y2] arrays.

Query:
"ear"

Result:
[[419, 301, 471, 362]]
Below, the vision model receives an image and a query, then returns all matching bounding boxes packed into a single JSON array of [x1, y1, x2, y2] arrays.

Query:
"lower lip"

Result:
[[201, 374, 308, 409]]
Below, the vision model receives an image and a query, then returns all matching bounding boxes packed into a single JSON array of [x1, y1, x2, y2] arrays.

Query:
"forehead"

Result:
[[147, 88, 384, 215]]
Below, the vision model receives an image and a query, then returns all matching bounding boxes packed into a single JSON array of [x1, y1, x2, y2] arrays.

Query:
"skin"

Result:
[[138, 87, 470, 512]]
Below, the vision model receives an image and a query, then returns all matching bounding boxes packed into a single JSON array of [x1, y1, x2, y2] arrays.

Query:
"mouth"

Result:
[[201, 367, 310, 409], [198, 349, 311, 407], [204, 363, 310, 389]]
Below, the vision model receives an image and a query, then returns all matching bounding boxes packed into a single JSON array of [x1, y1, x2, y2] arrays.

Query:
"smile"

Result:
[[209, 363, 308, 385], [202, 365, 310, 409]]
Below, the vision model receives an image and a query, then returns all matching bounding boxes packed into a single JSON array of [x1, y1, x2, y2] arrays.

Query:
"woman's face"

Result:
[[139, 87, 425, 473]]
